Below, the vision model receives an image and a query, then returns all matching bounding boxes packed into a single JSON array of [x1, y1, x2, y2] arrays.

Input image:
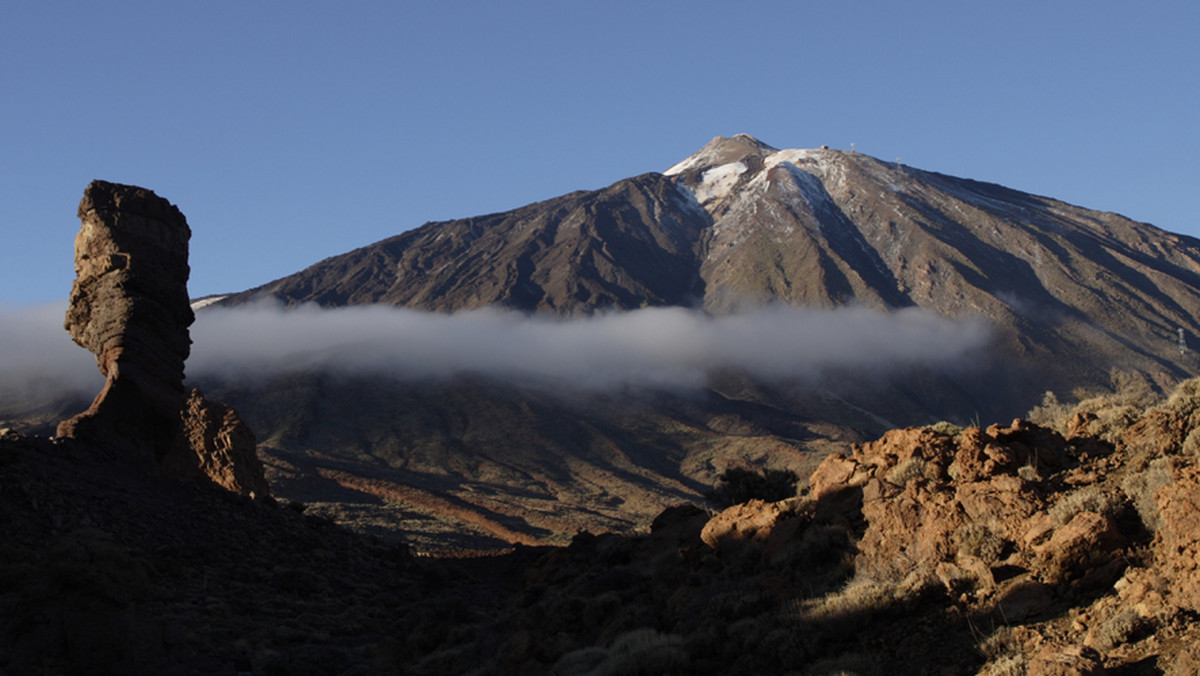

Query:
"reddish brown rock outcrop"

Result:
[[805, 421, 1102, 591], [166, 388, 272, 501], [1152, 462, 1200, 611], [57, 181, 194, 464], [1027, 643, 1107, 676], [700, 498, 797, 553], [55, 180, 269, 500]]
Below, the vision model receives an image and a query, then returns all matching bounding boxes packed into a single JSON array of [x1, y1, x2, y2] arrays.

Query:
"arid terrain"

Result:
[[5, 375, 1200, 674], [5, 140, 1200, 673]]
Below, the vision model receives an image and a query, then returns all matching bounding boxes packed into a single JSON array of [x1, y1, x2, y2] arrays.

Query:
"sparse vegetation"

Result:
[[705, 466, 799, 508], [884, 456, 929, 486], [956, 522, 1007, 563], [1047, 484, 1125, 525], [552, 629, 688, 675], [1121, 456, 1174, 531], [929, 420, 964, 437], [976, 654, 1027, 676], [1091, 608, 1154, 650], [1028, 368, 1162, 440]]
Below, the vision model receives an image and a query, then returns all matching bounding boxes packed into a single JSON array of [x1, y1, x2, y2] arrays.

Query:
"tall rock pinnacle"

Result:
[[57, 180, 195, 462], [56, 180, 271, 500]]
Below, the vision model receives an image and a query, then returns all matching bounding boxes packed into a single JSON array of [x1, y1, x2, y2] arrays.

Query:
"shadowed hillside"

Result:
[[6, 376, 1200, 673]]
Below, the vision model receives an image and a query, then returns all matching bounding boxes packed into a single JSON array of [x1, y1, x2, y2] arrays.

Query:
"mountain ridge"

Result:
[[177, 135, 1200, 550], [218, 135, 1200, 392]]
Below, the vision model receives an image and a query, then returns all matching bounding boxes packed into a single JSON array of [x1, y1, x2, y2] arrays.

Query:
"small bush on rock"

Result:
[[706, 467, 799, 508]]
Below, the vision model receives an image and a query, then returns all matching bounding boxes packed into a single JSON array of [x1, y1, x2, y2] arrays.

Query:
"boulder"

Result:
[[1033, 511, 1125, 583], [700, 499, 796, 553], [1027, 644, 1106, 676]]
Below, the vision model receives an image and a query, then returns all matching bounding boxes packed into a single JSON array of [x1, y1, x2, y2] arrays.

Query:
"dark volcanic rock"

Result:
[[57, 180, 194, 464]]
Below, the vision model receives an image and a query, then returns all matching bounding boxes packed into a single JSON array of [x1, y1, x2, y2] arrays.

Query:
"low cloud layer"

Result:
[[188, 302, 991, 389], [1, 301, 991, 412], [0, 303, 102, 408]]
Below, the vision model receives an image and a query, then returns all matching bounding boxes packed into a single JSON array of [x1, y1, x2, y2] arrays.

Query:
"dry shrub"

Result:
[[1028, 369, 1162, 441], [706, 467, 799, 508], [885, 456, 929, 486], [976, 625, 1019, 660], [597, 628, 687, 676], [1048, 485, 1125, 525], [1028, 390, 1073, 432], [1090, 608, 1153, 651], [929, 421, 964, 437], [704, 588, 772, 621], [1138, 378, 1200, 456], [1182, 427, 1200, 458], [957, 523, 1007, 563], [976, 654, 1026, 676], [551, 647, 607, 676], [795, 572, 929, 633], [552, 629, 689, 676], [1156, 378, 1200, 419], [1121, 456, 1174, 533], [975, 625, 1026, 676]]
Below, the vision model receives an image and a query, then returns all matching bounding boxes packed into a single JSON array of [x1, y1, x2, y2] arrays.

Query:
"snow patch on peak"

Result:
[[690, 162, 748, 207], [665, 134, 776, 176], [671, 182, 705, 215], [191, 295, 229, 311], [763, 148, 853, 195], [782, 164, 837, 217], [764, 148, 822, 169]]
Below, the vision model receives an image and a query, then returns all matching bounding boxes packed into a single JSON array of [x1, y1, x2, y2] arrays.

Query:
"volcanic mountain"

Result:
[[225, 134, 1200, 380], [200, 135, 1200, 550]]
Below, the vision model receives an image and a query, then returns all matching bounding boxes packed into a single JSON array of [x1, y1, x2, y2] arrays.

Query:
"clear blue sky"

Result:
[[2, 1, 1197, 305]]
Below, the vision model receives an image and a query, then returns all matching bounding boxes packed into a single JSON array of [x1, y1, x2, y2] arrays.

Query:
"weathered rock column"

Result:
[[57, 181, 195, 464]]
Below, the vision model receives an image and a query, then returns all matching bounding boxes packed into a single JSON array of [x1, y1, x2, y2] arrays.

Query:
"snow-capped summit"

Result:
[[664, 133, 778, 176]]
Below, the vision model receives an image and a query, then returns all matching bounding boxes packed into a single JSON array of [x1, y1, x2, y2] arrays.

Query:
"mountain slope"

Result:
[[227, 173, 709, 313], [227, 134, 1200, 384], [203, 135, 1200, 549], [672, 136, 1200, 379]]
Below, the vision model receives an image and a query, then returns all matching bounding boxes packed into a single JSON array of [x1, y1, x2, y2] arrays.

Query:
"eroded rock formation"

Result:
[[170, 387, 271, 500], [56, 180, 269, 500], [57, 180, 194, 463]]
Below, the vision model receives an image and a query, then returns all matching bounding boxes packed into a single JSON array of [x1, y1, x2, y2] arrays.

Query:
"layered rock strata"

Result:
[[56, 180, 269, 500], [170, 388, 271, 500], [57, 180, 194, 463]]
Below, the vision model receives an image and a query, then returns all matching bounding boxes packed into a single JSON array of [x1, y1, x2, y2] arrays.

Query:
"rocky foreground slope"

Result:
[[4, 376, 1200, 674]]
